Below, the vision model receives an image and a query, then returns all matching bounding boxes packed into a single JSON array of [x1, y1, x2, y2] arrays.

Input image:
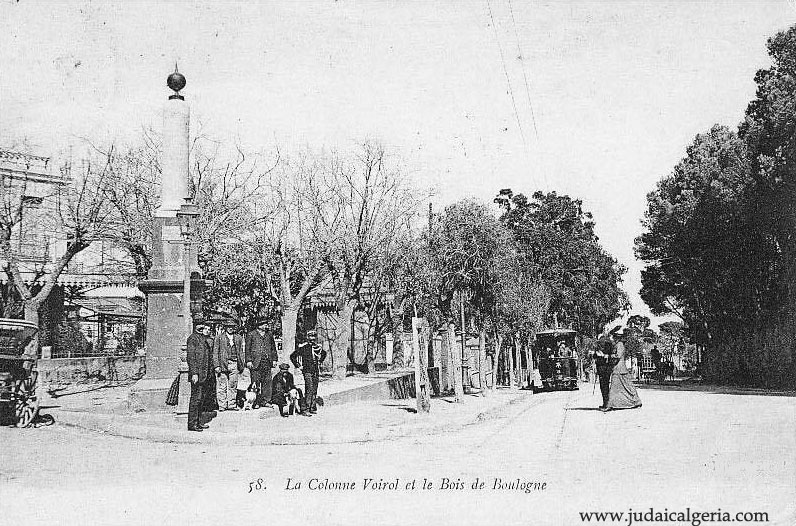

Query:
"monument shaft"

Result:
[[131, 69, 202, 409]]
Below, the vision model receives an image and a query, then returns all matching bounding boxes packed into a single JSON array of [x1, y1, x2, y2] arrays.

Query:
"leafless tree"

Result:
[[94, 128, 279, 279], [191, 136, 279, 256], [96, 130, 159, 277], [213, 150, 334, 362], [490, 270, 550, 391], [319, 141, 423, 380], [0, 149, 113, 352]]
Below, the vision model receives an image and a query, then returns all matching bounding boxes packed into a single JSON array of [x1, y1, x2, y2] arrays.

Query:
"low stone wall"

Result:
[[37, 356, 146, 385], [321, 371, 416, 406]]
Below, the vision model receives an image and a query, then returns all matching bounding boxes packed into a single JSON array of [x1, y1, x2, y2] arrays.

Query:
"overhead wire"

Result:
[[505, 0, 548, 189], [486, 0, 547, 190], [507, 0, 539, 140], [486, 0, 527, 149]]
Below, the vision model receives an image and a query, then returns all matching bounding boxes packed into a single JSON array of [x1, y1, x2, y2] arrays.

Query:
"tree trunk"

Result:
[[412, 317, 431, 413], [448, 322, 464, 402], [459, 298, 468, 391], [392, 329, 404, 368], [523, 335, 532, 387], [515, 333, 523, 388], [23, 301, 41, 358], [280, 307, 299, 367], [365, 346, 376, 374], [479, 329, 487, 395], [331, 300, 356, 380], [508, 334, 516, 390], [390, 300, 405, 368], [491, 334, 502, 392]]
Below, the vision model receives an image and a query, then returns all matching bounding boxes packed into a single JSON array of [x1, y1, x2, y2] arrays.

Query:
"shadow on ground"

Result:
[[636, 382, 796, 397], [47, 381, 136, 399]]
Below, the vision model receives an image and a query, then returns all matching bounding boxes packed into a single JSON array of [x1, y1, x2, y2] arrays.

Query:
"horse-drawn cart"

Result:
[[0, 319, 40, 427]]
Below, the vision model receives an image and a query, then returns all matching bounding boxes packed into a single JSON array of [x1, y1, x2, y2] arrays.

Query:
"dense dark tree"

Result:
[[634, 24, 796, 387], [741, 25, 796, 309], [634, 126, 775, 345], [626, 315, 651, 335], [496, 189, 628, 336]]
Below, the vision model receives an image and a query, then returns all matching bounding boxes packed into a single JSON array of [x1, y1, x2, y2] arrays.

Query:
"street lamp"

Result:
[[176, 199, 199, 329]]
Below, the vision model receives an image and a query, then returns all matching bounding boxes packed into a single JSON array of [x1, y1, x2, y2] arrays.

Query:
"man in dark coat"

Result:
[[291, 329, 326, 413], [186, 322, 212, 431], [245, 320, 278, 408], [213, 322, 245, 411], [651, 346, 662, 369], [594, 328, 618, 411], [271, 363, 309, 417]]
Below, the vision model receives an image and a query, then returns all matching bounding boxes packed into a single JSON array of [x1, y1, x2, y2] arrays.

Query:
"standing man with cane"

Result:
[[291, 329, 326, 414], [594, 328, 616, 412]]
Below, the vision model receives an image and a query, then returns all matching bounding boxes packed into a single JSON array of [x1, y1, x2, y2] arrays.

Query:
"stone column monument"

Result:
[[129, 68, 205, 410]]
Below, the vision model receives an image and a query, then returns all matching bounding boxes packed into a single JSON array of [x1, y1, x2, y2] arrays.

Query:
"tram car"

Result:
[[533, 328, 579, 392]]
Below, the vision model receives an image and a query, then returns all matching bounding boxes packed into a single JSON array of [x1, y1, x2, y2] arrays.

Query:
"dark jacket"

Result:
[[271, 371, 296, 405], [245, 329, 278, 371], [187, 332, 212, 382], [213, 332, 245, 373], [290, 342, 327, 374], [594, 336, 614, 372]]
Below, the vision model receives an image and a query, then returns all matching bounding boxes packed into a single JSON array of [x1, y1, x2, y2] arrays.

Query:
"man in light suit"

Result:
[[213, 321, 245, 411]]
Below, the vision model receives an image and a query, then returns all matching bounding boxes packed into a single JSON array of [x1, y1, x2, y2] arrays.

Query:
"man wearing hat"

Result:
[[291, 329, 326, 414], [271, 363, 308, 417], [186, 321, 213, 431], [593, 327, 618, 411], [213, 321, 245, 411], [245, 320, 278, 408]]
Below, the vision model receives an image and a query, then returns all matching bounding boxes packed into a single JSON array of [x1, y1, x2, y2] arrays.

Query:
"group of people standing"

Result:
[[185, 319, 326, 432], [593, 326, 643, 412]]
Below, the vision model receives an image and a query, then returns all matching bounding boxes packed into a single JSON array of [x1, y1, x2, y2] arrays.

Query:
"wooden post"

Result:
[[479, 329, 487, 395], [508, 334, 515, 390], [459, 296, 467, 390], [515, 332, 522, 388], [448, 322, 464, 402], [412, 317, 431, 413], [491, 334, 502, 391]]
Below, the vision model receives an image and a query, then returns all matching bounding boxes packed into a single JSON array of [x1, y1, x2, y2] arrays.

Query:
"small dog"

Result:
[[243, 384, 259, 411]]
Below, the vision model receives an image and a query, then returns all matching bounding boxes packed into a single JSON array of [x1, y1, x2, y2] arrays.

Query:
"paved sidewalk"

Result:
[[41, 382, 534, 445]]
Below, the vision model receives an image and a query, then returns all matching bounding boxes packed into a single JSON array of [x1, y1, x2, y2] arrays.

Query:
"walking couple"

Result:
[[595, 326, 642, 412]]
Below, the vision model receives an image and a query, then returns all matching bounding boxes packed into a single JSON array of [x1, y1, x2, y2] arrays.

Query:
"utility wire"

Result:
[[486, 0, 527, 148], [505, 0, 548, 189], [507, 0, 539, 139]]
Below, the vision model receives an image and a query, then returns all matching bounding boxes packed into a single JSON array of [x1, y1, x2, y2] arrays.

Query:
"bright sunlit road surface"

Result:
[[1, 385, 793, 526]]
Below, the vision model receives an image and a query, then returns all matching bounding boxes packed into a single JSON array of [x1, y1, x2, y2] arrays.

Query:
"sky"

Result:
[[2, 0, 795, 328]]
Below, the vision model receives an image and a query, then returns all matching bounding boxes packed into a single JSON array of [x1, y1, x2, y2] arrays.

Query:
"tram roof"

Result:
[[536, 329, 577, 336]]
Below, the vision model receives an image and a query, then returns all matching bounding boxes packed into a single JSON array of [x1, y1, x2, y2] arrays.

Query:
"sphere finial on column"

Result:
[[167, 63, 187, 100]]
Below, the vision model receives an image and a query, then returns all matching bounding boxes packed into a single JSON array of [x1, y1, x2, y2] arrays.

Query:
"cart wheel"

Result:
[[15, 375, 39, 428], [15, 395, 39, 428]]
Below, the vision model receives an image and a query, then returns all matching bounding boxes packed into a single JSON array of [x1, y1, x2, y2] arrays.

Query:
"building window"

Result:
[[18, 196, 48, 262]]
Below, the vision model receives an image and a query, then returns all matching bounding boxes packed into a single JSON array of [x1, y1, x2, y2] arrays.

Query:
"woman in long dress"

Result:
[[606, 330, 642, 410]]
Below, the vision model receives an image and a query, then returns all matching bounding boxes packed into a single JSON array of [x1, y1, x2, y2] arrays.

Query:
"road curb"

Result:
[[53, 390, 536, 445]]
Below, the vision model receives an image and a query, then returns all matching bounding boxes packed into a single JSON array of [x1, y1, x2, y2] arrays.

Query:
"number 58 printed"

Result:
[[248, 478, 266, 493]]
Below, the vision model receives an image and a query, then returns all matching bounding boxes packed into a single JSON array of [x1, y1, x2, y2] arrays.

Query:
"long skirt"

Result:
[[606, 371, 642, 410]]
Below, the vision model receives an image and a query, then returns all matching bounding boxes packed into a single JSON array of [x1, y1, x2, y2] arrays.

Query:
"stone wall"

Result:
[[36, 355, 146, 386]]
